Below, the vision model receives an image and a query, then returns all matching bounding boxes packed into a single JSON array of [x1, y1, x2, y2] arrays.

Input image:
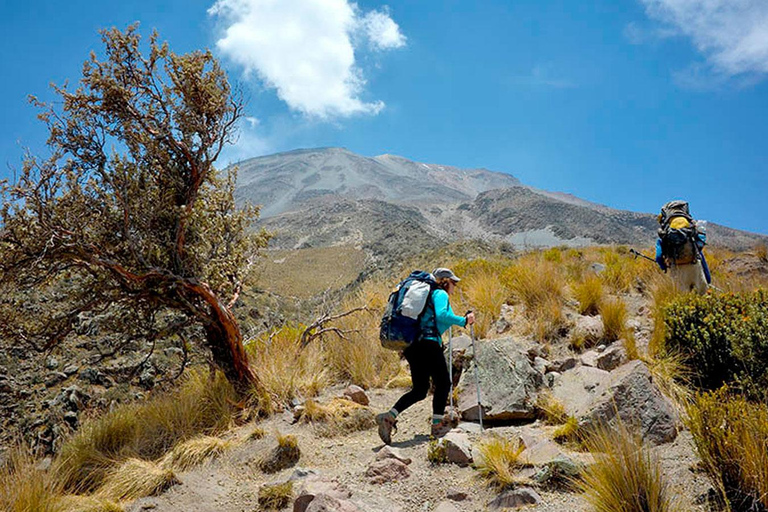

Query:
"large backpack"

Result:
[[658, 200, 699, 265], [379, 271, 437, 351]]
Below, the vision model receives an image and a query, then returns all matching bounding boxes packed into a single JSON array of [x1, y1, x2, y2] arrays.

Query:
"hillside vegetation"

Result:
[[3, 242, 768, 512]]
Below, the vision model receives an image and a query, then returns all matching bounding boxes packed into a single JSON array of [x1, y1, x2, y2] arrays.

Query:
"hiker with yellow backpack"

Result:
[[655, 200, 711, 294]]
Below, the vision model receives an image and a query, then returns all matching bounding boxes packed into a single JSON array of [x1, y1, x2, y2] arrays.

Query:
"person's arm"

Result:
[[655, 239, 667, 271], [432, 289, 467, 328]]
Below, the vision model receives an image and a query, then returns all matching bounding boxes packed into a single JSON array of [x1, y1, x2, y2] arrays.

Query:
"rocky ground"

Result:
[[123, 380, 710, 512]]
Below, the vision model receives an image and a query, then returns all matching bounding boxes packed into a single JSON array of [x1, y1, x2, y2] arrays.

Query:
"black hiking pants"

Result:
[[393, 339, 451, 416]]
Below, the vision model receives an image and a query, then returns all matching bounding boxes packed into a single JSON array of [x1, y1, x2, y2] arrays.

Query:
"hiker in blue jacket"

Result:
[[375, 268, 475, 444]]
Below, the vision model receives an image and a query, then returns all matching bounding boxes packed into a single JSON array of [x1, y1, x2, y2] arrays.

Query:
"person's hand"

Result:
[[465, 312, 476, 326]]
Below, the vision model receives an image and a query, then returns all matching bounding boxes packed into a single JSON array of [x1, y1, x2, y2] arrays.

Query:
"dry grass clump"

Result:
[[54, 370, 238, 493], [0, 445, 62, 512], [599, 297, 627, 342], [385, 363, 413, 388], [249, 426, 266, 440], [642, 352, 692, 409], [56, 495, 124, 512], [536, 391, 568, 425], [96, 458, 179, 501], [160, 435, 235, 471], [648, 276, 678, 357], [579, 423, 678, 512], [475, 435, 527, 489], [687, 388, 768, 511], [553, 416, 580, 445], [453, 269, 509, 338], [572, 274, 604, 316], [324, 279, 401, 388], [258, 481, 294, 511], [600, 250, 649, 293], [258, 432, 301, 473], [498, 253, 567, 342], [299, 398, 375, 436], [246, 325, 329, 406]]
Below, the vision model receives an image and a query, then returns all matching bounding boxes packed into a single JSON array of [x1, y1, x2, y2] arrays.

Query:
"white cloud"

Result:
[[209, 0, 406, 118], [639, 0, 768, 77], [360, 9, 407, 50]]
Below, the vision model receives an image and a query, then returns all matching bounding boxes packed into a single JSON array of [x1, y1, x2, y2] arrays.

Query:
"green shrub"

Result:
[[687, 388, 768, 511], [660, 290, 768, 398]]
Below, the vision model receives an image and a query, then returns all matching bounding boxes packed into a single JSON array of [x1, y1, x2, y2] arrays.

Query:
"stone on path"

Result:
[[488, 488, 541, 509], [434, 501, 462, 512], [364, 458, 411, 484], [438, 431, 473, 467], [343, 385, 369, 406], [375, 445, 412, 465]]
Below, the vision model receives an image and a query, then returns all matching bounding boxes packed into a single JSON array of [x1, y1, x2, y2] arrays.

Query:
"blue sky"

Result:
[[2, 0, 767, 235]]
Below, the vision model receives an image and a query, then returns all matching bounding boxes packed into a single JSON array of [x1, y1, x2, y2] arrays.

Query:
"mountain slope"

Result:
[[235, 148, 766, 258]]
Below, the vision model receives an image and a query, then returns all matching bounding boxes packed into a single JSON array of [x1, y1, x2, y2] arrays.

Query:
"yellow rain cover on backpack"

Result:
[[669, 217, 691, 230]]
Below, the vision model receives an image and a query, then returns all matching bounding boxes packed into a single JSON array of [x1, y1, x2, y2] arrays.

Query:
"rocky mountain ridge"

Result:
[[234, 148, 766, 265]]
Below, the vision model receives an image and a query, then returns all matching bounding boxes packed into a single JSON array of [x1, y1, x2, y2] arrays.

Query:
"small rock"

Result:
[[294, 478, 353, 512], [446, 489, 468, 501], [35, 457, 53, 471], [589, 262, 606, 274], [304, 493, 361, 512], [545, 372, 560, 388], [547, 357, 578, 373], [596, 344, 607, 352], [163, 347, 184, 357], [289, 467, 319, 481], [63, 411, 79, 428], [139, 365, 156, 389], [375, 445, 412, 465], [439, 432, 473, 467], [62, 365, 79, 376], [488, 488, 541, 509], [570, 315, 604, 347], [45, 357, 59, 370], [580, 350, 600, 368], [79, 367, 104, 385], [343, 385, 369, 406], [533, 357, 548, 375], [365, 459, 411, 484], [45, 372, 68, 387], [532, 456, 583, 488], [596, 344, 628, 371]]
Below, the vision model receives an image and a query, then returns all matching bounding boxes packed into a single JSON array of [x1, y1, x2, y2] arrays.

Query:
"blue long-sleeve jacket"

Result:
[[419, 289, 467, 345]]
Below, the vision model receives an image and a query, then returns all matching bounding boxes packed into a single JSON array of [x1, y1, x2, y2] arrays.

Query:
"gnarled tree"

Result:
[[0, 26, 270, 393]]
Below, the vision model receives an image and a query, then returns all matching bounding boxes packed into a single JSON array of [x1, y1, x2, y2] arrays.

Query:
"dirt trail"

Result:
[[125, 382, 710, 512]]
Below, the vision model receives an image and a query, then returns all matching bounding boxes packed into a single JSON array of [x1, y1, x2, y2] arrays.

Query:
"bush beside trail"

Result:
[[660, 290, 768, 399]]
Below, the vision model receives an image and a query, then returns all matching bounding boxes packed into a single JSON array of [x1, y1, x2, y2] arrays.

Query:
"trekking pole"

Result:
[[467, 310, 484, 431], [448, 326, 454, 411], [629, 248, 656, 264]]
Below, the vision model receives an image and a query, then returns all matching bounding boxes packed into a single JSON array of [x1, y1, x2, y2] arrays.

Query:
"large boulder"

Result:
[[457, 337, 543, 421], [438, 431, 473, 467], [570, 315, 604, 347], [578, 360, 678, 445], [551, 365, 611, 417]]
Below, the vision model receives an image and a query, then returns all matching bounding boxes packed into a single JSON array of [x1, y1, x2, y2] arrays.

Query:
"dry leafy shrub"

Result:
[[160, 435, 234, 471], [56, 495, 124, 512], [552, 417, 580, 445], [258, 433, 300, 473], [572, 274, 604, 316], [324, 279, 401, 388], [54, 370, 238, 493], [427, 439, 449, 464], [258, 481, 294, 511], [0, 445, 62, 512], [579, 422, 679, 512], [474, 435, 526, 489], [543, 247, 563, 262], [687, 389, 768, 512], [246, 325, 329, 406], [536, 391, 568, 425], [96, 458, 179, 501], [660, 290, 768, 399], [599, 297, 627, 342], [299, 398, 376, 436]]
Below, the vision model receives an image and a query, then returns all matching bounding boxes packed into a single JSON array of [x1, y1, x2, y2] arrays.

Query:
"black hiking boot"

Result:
[[376, 412, 397, 445]]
